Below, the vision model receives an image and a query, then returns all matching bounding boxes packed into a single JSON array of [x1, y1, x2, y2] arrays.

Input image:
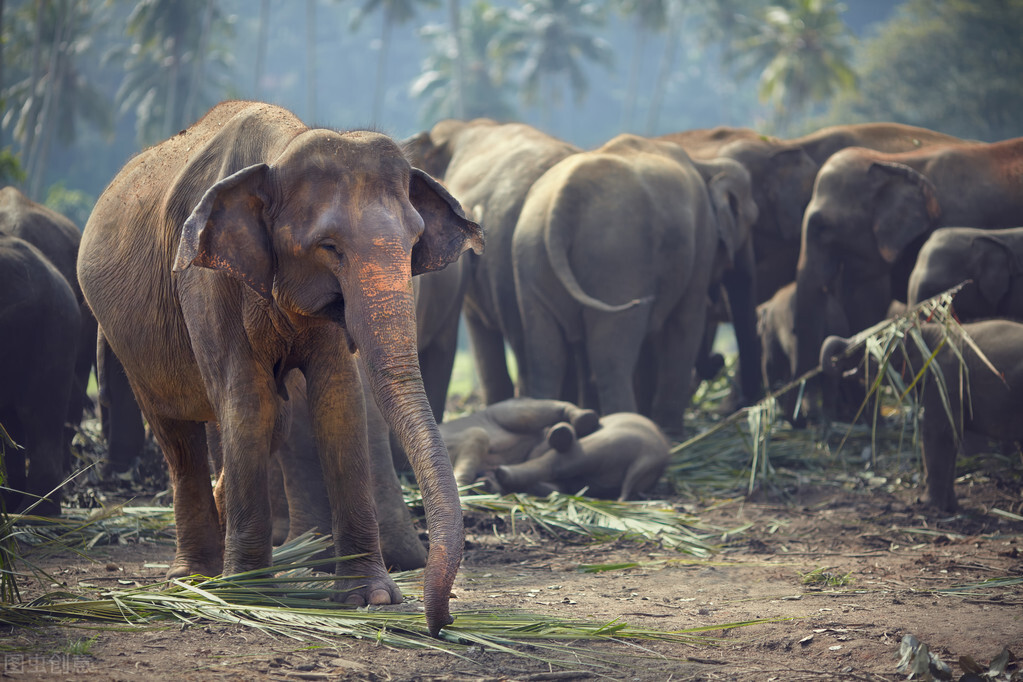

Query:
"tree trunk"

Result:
[[254, 0, 270, 98], [645, 9, 682, 135], [183, 0, 215, 125], [448, 0, 464, 119], [371, 9, 393, 123], [306, 0, 316, 121], [621, 18, 645, 132], [163, 34, 181, 140], [27, 0, 68, 198]]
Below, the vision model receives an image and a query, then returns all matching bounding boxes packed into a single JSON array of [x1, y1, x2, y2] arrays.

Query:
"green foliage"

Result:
[[492, 0, 614, 116], [44, 181, 94, 228], [800, 566, 853, 587], [411, 2, 520, 125], [729, 0, 857, 133], [0, 149, 25, 185], [826, 0, 1023, 141]]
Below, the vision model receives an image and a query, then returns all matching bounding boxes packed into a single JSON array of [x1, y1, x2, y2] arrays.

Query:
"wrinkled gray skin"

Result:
[[757, 280, 875, 425], [661, 123, 967, 307], [77, 101, 482, 636], [495, 412, 670, 502], [820, 319, 1023, 512], [404, 119, 580, 405], [0, 236, 80, 516], [0, 187, 95, 440], [513, 135, 755, 438], [908, 226, 1023, 319], [255, 368, 428, 571], [794, 138, 1023, 422], [438, 398, 600, 489]]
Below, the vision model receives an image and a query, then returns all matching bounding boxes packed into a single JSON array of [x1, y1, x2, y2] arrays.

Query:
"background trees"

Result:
[[0, 0, 1020, 217]]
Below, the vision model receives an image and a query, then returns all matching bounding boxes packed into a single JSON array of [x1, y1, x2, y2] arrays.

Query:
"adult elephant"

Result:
[[793, 138, 1023, 420], [77, 101, 482, 636], [405, 119, 580, 405], [513, 134, 753, 437], [662, 122, 967, 304], [0, 236, 80, 516], [908, 226, 1023, 319], [0, 187, 95, 436]]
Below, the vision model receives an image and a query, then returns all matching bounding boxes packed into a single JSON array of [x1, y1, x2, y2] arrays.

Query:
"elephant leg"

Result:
[[418, 321, 459, 425], [583, 308, 649, 417], [464, 307, 515, 405], [650, 292, 708, 438], [447, 426, 491, 488], [99, 336, 146, 476], [723, 262, 763, 407], [921, 412, 959, 512], [304, 353, 401, 607], [267, 455, 290, 545], [1, 410, 27, 512], [148, 415, 223, 578], [520, 307, 570, 402]]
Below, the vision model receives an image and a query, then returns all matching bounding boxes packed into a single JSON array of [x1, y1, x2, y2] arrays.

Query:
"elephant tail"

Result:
[[542, 192, 653, 313]]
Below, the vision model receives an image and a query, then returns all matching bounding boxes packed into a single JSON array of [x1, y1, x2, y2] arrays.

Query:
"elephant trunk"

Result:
[[345, 270, 463, 638], [792, 258, 833, 422]]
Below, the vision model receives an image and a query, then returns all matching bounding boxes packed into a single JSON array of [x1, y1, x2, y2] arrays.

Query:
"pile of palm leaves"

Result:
[[0, 531, 777, 669]]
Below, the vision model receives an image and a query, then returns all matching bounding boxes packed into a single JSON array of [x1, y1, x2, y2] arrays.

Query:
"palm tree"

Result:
[[410, 1, 518, 124], [493, 0, 614, 132], [352, 0, 440, 124], [733, 0, 856, 132], [108, 0, 234, 146], [1, 0, 112, 198]]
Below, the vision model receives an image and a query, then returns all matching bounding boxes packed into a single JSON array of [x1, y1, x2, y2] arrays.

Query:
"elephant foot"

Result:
[[380, 526, 427, 571], [166, 551, 223, 579], [15, 492, 62, 518], [331, 556, 403, 606], [571, 410, 600, 438], [546, 421, 576, 452]]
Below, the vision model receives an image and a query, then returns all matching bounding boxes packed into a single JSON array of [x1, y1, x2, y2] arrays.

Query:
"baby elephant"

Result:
[[440, 399, 669, 501], [820, 319, 1023, 512], [440, 398, 601, 489], [495, 412, 671, 501]]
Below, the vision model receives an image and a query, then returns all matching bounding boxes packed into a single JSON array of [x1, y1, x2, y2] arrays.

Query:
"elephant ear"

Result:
[[969, 236, 1011, 306], [765, 147, 816, 241], [707, 170, 753, 269], [409, 167, 484, 276], [173, 163, 274, 299], [868, 161, 941, 264]]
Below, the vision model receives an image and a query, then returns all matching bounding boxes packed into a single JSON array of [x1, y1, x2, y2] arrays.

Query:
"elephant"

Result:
[[404, 119, 581, 405], [793, 137, 1023, 421], [494, 412, 670, 502], [820, 318, 1023, 512], [221, 367, 428, 571], [77, 101, 483, 636], [513, 134, 755, 437], [438, 397, 600, 489], [907, 226, 1023, 320], [0, 236, 81, 516], [661, 122, 967, 305], [0, 186, 96, 439]]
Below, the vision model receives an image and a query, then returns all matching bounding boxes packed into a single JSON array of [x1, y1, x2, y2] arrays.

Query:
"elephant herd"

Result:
[[3, 99, 1022, 636]]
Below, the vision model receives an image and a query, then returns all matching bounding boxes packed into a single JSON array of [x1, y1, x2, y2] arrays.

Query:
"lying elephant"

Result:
[[440, 399, 669, 501], [820, 319, 1023, 512], [494, 412, 671, 502], [908, 226, 1023, 319], [439, 398, 601, 488]]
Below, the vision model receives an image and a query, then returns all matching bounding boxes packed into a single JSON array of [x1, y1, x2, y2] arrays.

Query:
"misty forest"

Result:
[[3, 0, 1022, 227]]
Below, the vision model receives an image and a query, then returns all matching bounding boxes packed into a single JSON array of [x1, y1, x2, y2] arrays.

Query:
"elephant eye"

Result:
[[319, 241, 341, 255]]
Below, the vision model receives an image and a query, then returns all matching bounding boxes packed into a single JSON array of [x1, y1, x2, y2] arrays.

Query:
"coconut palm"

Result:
[[733, 0, 856, 132], [0, 0, 112, 197], [107, 0, 234, 146], [411, 1, 518, 124], [493, 0, 614, 130], [352, 0, 441, 123]]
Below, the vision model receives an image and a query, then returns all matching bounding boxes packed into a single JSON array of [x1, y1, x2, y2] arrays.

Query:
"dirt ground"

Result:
[[3, 425, 1022, 681]]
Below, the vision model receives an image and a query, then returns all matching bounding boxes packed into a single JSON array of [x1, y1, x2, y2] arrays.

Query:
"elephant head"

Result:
[[968, 235, 1015, 308], [704, 162, 759, 270], [173, 129, 483, 635], [793, 150, 941, 420]]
